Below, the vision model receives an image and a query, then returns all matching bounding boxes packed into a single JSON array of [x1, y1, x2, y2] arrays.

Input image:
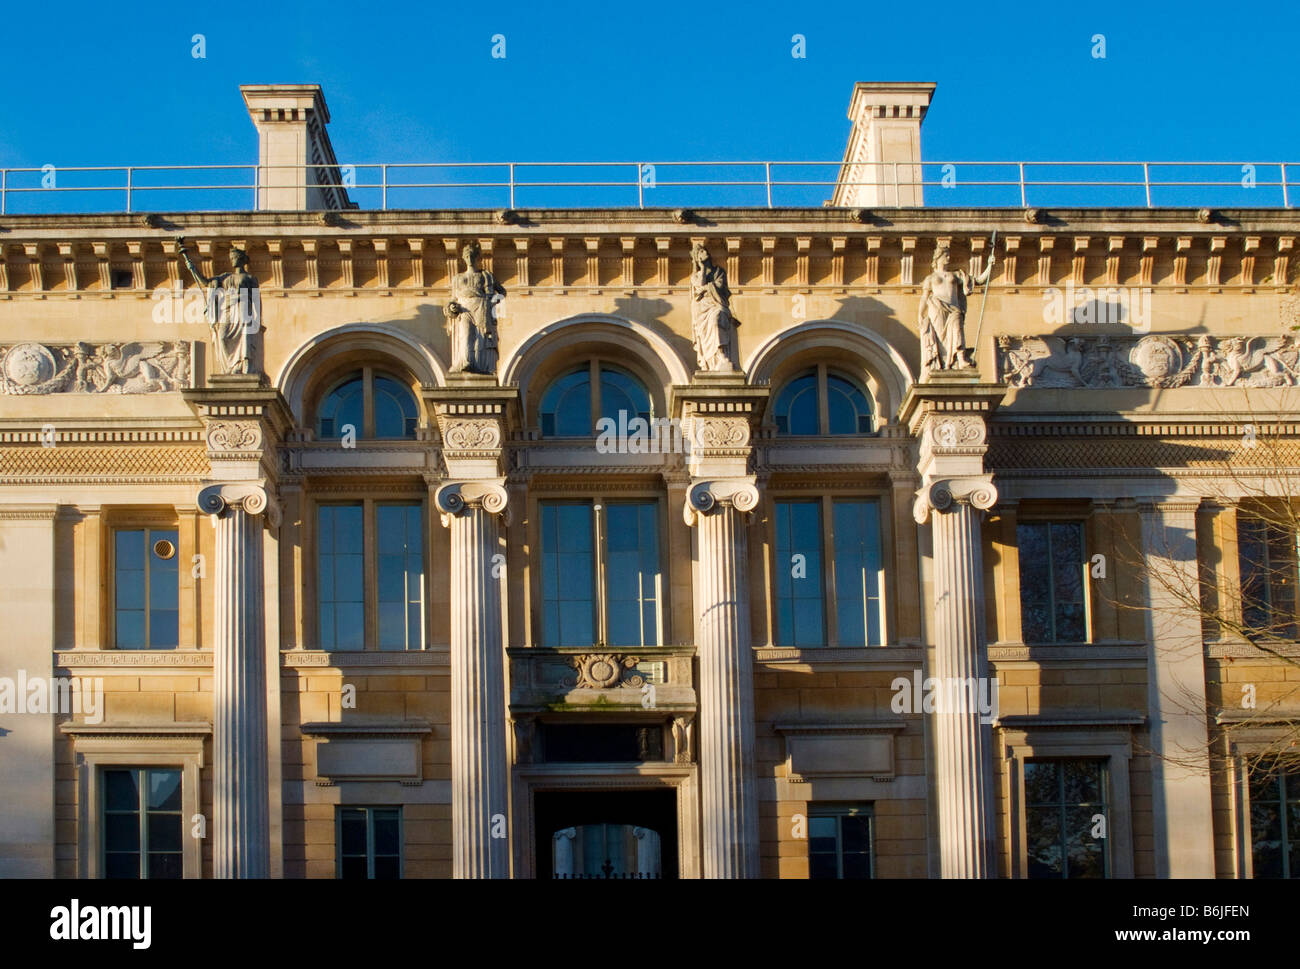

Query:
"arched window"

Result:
[[773, 367, 872, 435], [539, 362, 652, 437], [317, 367, 419, 440]]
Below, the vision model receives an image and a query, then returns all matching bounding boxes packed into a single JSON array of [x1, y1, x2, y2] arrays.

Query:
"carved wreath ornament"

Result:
[[568, 653, 643, 690]]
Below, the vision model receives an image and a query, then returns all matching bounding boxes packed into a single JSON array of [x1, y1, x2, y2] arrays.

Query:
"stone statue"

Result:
[[690, 243, 740, 373], [177, 240, 262, 376], [919, 244, 996, 376], [445, 240, 506, 375]]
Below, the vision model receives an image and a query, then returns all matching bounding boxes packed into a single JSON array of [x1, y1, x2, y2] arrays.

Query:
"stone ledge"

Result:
[[282, 649, 449, 668]]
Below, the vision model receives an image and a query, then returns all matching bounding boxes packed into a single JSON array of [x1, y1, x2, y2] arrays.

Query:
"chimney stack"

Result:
[[832, 82, 935, 208], [240, 84, 355, 211]]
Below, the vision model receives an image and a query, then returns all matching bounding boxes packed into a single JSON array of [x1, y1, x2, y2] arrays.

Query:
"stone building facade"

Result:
[[1, 83, 1298, 879]]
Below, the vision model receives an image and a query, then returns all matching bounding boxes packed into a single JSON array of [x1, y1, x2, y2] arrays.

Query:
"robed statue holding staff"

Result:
[[918, 243, 996, 376], [177, 239, 263, 376]]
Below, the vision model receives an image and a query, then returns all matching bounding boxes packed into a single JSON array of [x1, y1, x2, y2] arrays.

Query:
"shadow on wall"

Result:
[[829, 296, 917, 379], [611, 297, 691, 370]]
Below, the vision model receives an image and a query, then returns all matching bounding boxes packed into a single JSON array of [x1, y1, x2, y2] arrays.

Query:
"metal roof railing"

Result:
[[0, 160, 1294, 214]]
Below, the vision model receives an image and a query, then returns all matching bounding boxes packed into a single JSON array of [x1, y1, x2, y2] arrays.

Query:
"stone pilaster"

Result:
[[436, 480, 510, 878], [186, 374, 292, 879], [903, 376, 1005, 878], [427, 378, 518, 879], [198, 482, 280, 878], [673, 375, 767, 878], [1137, 498, 1215, 877]]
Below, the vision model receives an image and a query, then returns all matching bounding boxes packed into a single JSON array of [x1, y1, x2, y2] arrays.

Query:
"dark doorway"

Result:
[[534, 789, 678, 879]]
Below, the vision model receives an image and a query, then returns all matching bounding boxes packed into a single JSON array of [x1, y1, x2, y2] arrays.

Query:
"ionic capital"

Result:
[[913, 476, 998, 524], [197, 482, 281, 527], [435, 480, 510, 526], [683, 478, 759, 526]]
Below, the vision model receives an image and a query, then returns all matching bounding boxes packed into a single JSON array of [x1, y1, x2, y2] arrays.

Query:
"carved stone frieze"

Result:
[[998, 333, 1300, 389], [0, 341, 190, 394], [563, 653, 644, 690]]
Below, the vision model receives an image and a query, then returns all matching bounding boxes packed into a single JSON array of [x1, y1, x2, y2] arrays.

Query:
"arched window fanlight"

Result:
[[773, 367, 872, 435], [317, 367, 419, 440], [540, 362, 652, 437]]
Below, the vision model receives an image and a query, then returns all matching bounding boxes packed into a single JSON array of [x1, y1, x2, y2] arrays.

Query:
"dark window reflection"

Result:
[[1025, 759, 1107, 878], [808, 806, 873, 879], [337, 806, 401, 879], [103, 767, 182, 878], [1017, 520, 1087, 644]]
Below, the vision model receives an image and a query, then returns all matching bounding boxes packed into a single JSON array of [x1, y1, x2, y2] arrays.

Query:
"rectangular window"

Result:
[[318, 504, 364, 649], [774, 500, 824, 647], [1024, 758, 1107, 878], [1238, 515, 1299, 639], [114, 528, 179, 649], [808, 804, 873, 879], [539, 499, 661, 647], [376, 503, 426, 650], [1017, 520, 1087, 644], [774, 498, 884, 647], [1249, 762, 1300, 878], [833, 500, 883, 647], [102, 767, 183, 879], [317, 501, 426, 651], [604, 502, 661, 647], [337, 806, 402, 879]]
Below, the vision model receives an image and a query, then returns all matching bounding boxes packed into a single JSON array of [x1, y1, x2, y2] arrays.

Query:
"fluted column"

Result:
[[437, 480, 510, 879], [915, 477, 999, 877], [685, 479, 760, 878], [198, 482, 278, 879]]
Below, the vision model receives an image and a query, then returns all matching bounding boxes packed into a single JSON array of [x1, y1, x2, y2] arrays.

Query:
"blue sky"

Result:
[[2, 0, 1297, 210]]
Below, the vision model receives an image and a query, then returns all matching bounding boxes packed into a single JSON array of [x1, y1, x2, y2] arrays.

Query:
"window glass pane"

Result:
[[605, 502, 660, 647], [600, 366, 652, 425], [318, 505, 364, 649], [147, 853, 182, 879], [540, 368, 591, 437], [340, 809, 368, 856], [833, 500, 882, 646], [1017, 522, 1051, 642], [318, 374, 364, 440], [372, 375, 418, 438], [105, 853, 140, 879], [541, 503, 595, 645], [373, 809, 401, 855], [774, 501, 824, 646], [105, 812, 141, 853], [773, 372, 818, 435], [1050, 522, 1085, 642], [147, 769, 181, 812], [825, 374, 872, 435], [147, 813, 182, 853], [105, 769, 139, 811], [377, 504, 425, 650]]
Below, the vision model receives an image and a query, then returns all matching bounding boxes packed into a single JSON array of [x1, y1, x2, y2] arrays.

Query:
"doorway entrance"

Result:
[[533, 789, 678, 879]]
